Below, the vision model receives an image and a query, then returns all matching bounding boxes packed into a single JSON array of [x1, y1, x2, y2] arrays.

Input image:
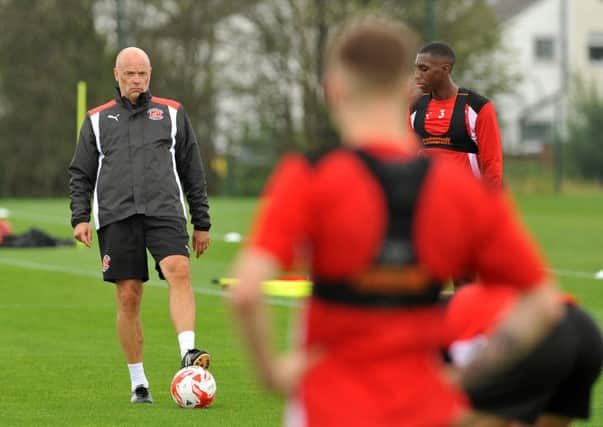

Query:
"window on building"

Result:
[[588, 33, 603, 62], [521, 121, 552, 142], [534, 36, 555, 61]]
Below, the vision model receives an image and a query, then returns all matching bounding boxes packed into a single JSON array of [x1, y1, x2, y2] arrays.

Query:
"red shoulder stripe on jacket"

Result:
[[151, 96, 181, 109], [88, 99, 117, 116]]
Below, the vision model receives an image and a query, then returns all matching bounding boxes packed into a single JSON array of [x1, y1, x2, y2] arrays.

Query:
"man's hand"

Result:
[[73, 222, 92, 247], [192, 230, 210, 258]]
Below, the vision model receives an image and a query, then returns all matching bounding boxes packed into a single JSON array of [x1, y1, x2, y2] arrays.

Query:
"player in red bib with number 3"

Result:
[[411, 42, 503, 190]]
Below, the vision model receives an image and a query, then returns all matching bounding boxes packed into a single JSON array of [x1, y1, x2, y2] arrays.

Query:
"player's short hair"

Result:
[[418, 42, 456, 65], [325, 15, 416, 90]]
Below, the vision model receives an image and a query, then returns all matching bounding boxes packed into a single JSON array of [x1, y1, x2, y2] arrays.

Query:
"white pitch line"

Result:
[[0, 257, 99, 278], [2, 256, 600, 281], [0, 255, 599, 310], [0, 210, 69, 226], [0, 256, 298, 307], [548, 268, 603, 280], [2, 210, 245, 243]]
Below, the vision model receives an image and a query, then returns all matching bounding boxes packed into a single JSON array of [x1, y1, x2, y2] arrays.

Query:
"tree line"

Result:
[[0, 0, 514, 197]]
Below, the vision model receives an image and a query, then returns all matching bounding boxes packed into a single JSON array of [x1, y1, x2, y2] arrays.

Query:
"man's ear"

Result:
[[113, 68, 119, 82], [442, 63, 453, 74], [323, 77, 339, 106]]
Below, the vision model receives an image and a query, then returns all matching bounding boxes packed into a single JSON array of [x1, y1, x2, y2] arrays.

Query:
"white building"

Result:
[[490, 0, 603, 154]]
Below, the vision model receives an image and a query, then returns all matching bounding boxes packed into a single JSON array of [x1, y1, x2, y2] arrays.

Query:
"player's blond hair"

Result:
[[324, 15, 417, 94]]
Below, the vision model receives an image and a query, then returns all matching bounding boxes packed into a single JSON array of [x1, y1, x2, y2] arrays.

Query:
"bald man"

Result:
[[69, 47, 212, 403]]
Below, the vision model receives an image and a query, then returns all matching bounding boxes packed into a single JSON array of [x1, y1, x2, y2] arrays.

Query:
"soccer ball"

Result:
[[170, 366, 217, 408]]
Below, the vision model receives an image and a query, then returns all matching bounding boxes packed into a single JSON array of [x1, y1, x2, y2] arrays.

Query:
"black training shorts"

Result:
[[466, 303, 603, 424], [97, 214, 190, 283]]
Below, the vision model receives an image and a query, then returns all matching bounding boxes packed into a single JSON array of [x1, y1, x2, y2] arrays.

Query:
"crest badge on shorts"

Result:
[[102, 254, 111, 272], [147, 107, 164, 121]]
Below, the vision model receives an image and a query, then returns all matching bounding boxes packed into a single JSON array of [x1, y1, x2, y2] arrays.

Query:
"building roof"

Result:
[[489, 0, 543, 22]]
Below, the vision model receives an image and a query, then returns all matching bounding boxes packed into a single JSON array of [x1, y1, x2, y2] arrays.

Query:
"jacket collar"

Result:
[[114, 86, 152, 110]]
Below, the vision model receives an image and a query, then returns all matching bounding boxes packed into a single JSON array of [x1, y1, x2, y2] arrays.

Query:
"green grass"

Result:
[[0, 194, 602, 426], [514, 191, 603, 427]]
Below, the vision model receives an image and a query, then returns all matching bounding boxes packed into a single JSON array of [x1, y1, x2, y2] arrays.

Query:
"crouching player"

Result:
[[445, 283, 603, 427]]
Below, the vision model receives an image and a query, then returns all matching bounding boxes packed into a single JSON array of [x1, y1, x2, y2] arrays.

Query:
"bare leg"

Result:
[[453, 276, 475, 290], [160, 255, 195, 333], [116, 279, 144, 363], [535, 415, 572, 427], [455, 410, 511, 427]]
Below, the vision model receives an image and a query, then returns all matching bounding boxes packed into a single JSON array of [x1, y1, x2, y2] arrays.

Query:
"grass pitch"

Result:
[[0, 194, 601, 426]]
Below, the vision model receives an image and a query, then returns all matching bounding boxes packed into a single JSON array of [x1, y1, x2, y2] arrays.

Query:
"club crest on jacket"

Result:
[[147, 108, 164, 121]]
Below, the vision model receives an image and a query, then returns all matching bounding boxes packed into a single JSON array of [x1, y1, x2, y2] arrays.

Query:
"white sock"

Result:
[[128, 362, 149, 392], [178, 330, 195, 359]]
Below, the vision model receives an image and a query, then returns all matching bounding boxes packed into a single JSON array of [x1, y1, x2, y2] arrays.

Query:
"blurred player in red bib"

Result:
[[445, 284, 603, 426], [229, 16, 563, 427]]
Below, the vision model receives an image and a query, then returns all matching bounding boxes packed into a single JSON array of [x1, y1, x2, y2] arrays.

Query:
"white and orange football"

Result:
[[170, 366, 216, 409]]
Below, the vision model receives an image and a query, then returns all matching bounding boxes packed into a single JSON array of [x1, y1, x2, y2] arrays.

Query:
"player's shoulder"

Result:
[[410, 94, 430, 113], [150, 96, 181, 110], [305, 144, 412, 176], [270, 151, 317, 178], [458, 88, 490, 112], [88, 99, 118, 116], [261, 152, 315, 197]]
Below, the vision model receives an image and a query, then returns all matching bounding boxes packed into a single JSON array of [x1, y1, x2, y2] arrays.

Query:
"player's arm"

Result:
[[174, 107, 210, 257], [69, 116, 98, 246], [406, 77, 423, 129], [228, 155, 315, 394], [458, 283, 562, 389], [475, 102, 503, 189], [174, 107, 211, 233], [230, 248, 286, 388]]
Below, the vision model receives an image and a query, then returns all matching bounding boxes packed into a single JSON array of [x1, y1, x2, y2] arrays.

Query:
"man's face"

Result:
[[113, 54, 151, 104], [413, 53, 450, 94]]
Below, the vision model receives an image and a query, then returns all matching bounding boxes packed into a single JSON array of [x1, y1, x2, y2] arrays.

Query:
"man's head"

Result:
[[414, 42, 455, 94], [323, 16, 415, 120], [114, 47, 152, 104]]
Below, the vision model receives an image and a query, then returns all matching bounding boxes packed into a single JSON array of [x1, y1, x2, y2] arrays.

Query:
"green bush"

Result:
[[562, 80, 603, 184]]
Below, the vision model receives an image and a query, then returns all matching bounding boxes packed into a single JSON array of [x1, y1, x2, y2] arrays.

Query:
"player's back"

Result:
[[296, 143, 469, 426]]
